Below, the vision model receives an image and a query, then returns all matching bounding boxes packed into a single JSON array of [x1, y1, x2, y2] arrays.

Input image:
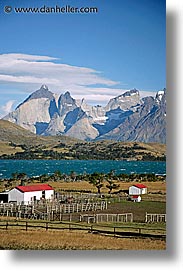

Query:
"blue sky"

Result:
[[0, 0, 165, 116]]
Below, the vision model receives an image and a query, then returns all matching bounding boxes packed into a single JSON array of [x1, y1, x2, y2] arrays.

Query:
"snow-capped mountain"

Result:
[[3, 86, 166, 143]]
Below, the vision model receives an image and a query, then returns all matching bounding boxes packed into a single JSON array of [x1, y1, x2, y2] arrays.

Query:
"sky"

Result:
[[0, 0, 166, 117]]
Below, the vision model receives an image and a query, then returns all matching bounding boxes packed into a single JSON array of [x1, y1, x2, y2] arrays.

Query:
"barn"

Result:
[[8, 184, 54, 204], [129, 184, 147, 195]]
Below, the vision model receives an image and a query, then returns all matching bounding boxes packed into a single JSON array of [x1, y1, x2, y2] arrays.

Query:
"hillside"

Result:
[[0, 120, 166, 161], [0, 120, 80, 155]]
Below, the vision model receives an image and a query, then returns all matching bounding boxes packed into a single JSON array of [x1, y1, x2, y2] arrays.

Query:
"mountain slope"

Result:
[[99, 90, 166, 143], [0, 119, 79, 148]]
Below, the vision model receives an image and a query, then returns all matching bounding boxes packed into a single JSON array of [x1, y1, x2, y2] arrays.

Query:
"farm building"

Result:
[[129, 184, 147, 195], [131, 195, 141, 203], [8, 184, 54, 204]]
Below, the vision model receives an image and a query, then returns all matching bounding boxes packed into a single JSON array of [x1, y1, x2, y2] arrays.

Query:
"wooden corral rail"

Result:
[[80, 213, 133, 224], [145, 213, 166, 223], [0, 219, 166, 240], [0, 201, 108, 220]]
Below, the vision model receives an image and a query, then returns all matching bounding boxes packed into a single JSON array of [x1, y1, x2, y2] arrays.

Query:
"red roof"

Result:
[[133, 184, 147, 189], [132, 195, 139, 198], [16, 184, 54, 193]]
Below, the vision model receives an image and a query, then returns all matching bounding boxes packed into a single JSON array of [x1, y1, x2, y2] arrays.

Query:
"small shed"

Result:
[[132, 195, 141, 203], [129, 184, 147, 195], [8, 184, 54, 204]]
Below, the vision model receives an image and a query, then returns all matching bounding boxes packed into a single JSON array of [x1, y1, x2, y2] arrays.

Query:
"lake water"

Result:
[[0, 159, 166, 179]]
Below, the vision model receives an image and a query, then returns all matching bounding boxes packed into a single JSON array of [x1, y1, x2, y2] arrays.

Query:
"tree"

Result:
[[89, 172, 104, 194], [52, 170, 62, 181], [70, 171, 77, 182], [106, 178, 120, 194], [39, 174, 49, 183]]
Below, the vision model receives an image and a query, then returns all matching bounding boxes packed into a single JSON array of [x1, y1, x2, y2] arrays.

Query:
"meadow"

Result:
[[0, 174, 166, 250]]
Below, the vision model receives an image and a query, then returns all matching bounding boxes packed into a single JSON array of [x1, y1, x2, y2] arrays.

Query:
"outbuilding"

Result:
[[131, 195, 141, 203], [8, 184, 54, 204], [129, 183, 147, 195]]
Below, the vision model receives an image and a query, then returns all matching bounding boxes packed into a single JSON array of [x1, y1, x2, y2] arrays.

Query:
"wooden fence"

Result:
[[145, 213, 166, 223], [0, 219, 166, 240], [80, 213, 133, 223], [0, 201, 107, 221]]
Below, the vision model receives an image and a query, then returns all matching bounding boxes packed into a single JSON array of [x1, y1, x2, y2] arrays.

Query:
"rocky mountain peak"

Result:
[[3, 86, 166, 143], [105, 89, 141, 112], [29, 85, 54, 100], [122, 88, 140, 97], [40, 84, 49, 90], [58, 91, 77, 116], [16, 85, 54, 109], [155, 89, 166, 104]]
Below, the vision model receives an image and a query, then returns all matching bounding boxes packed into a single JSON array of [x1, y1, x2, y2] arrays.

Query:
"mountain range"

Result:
[[3, 85, 166, 143]]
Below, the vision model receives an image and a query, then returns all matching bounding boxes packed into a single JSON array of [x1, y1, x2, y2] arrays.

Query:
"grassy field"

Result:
[[0, 228, 166, 250], [0, 179, 166, 250], [47, 180, 166, 195]]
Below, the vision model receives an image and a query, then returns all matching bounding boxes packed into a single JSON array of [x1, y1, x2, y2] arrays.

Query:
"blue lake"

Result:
[[0, 159, 166, 179]]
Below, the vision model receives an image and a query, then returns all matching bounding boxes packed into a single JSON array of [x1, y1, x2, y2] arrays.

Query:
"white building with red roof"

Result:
[[8, 184, 54, 204], [129, 184, 147, 195], [129, 184, 147, 202]]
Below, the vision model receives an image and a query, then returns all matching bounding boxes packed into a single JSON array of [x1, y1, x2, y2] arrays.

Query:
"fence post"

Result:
[[46, 222, 48, 231], [26, 221, 28, 231], [131, 213, 133, 223], [114, 227, 116, 237], [145, 212, 147, 223], [6, 221, 8, 230]]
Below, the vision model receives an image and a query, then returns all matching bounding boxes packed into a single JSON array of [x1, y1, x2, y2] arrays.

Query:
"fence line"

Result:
[[0, 219, 166, 239], [145, 213, 166, 223], [80, 213, 133, 224], [0, 201, 108, 221]]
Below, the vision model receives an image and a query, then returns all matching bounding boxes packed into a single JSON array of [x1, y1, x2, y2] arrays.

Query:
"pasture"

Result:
[[0, 180, 166, 250]]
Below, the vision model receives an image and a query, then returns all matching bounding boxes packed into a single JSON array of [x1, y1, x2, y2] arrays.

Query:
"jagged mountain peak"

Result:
[[28, 85, 54, 99], [109, 89, 140, 102], [3, 86, 166, 143], [59, 91, 74, 101], [40, 84, 49, 90], [155, 88, 166, 103], [58, 90, 77, 117], [16, 85, 54, 110], [122, 88, 140, 97], [105, 88, 141, 112], [63, 91, 72, 98]]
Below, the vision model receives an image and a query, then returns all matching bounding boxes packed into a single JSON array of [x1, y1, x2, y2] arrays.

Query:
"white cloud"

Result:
[[0, 53, 118, 89], [0, 100, 16, 118], [0, 53, 156, 107]]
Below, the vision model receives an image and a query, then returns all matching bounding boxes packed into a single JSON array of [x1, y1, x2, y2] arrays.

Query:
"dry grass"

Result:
[[0, 141, 23, 155], [0, 229, 166, 250], [49, 180, 166, 195]]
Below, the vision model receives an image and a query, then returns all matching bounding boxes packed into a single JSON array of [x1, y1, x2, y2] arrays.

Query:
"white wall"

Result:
[[132, 195, 141, 202], [8, 188, 54, 204], [129, 186, 147, 195], [45, 190, 54, 199], [141, 188, 147, 194], [8, 188, 24, 203], [24, 190, 54, 203]]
